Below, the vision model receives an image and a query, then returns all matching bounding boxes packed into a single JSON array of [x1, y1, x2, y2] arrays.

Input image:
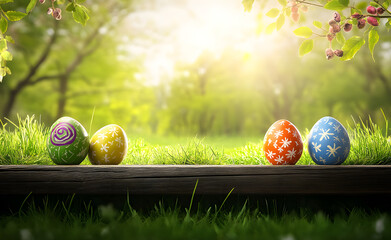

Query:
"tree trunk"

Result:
[[1, 21, 59, 119], [54, 25, 102, 118], [2, 89, 19, 118]]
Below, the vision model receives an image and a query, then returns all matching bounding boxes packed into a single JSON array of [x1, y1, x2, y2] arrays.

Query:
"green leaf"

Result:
[[278, 0, 287, 6], [341, 36, 365, 61], [66, 3, 76, 12], [284, 7, 291, 17], [5, 36, 14, 43], [266, 8, 280, 18], [339, 0, 349, 6], [242, 0, 254, 12], [1, 51, 12, 61], [0, 39, 7, 51], [386, 19, 391, 29], [265, 22, 276, 34], [0, 0, 13, 3], [324, 0, 349, 11], [276, 14, 285, 31], [0, 17, 8, 34], [293, 27, 313, 38], [299, 39, 314, 56], [355, 1, 367, 10], [72, 4, 89, 26], [57, 0, 66, 4], [26, 0, 37, 13], [4, 66, 10, 75], [313, 21, 322, 29], [368, 29, 379, 61], [369, 1, 379, 7], [5, 11, 27, 21], [336, 32, 345, 45], [0, 68, 5, 78]]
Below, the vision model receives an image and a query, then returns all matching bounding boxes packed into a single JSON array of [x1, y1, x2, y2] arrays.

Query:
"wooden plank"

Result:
[[0, 165, 390, 195]]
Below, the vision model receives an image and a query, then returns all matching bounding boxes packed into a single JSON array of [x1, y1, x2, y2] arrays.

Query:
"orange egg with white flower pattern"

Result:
[[263, 119, 303, 165], [88, 124, 128, 165]]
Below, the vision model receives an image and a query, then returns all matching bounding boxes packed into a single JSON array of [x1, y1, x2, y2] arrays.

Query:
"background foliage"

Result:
[[0, 0, 390, 139]]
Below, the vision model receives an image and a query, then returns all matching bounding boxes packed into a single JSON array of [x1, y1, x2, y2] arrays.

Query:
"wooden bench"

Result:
[[1, 165, 390, 195]]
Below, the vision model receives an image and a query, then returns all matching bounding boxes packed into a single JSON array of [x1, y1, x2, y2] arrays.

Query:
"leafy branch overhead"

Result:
[[242, 0, 391, 61], [0, 0, 89, 83]]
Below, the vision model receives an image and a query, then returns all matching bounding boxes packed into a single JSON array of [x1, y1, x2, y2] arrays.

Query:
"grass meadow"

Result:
[[1, 199, 391, 240], [0, 115, 390, 165]]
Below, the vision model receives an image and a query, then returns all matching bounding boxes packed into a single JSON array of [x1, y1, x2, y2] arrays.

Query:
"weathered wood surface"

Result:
[[0, 165, 390, 195]]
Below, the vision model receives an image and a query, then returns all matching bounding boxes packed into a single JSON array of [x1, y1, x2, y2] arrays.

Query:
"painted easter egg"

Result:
[[88, 124, 128, 165], [308, 116, 350, 165], [47, 117, 89, 165], [263, 119, 303, 165]]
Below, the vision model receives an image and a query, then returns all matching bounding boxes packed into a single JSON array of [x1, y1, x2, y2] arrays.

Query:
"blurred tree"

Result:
[[1, 0, 132, 119], [2, 19, 59, 118], [1, 0, 390, 136]]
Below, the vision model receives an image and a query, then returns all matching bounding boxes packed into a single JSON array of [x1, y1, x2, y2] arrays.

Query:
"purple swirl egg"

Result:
[[50, 122, 76, 146], [47, 117, 89, 165]]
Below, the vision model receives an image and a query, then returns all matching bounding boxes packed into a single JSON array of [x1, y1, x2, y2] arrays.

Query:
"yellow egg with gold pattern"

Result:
[[88, 124, 128, 165]]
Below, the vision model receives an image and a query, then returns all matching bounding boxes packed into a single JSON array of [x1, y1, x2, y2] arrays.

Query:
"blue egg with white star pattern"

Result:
[[308, 116, 350, 165]]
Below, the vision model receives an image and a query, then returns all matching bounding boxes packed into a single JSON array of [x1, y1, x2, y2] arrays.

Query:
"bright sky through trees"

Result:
[[120, 0, 278, 85]]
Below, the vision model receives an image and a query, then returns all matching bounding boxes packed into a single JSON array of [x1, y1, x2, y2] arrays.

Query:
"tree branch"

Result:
[[296, 0, 324, 8], [12, 20, 59, 92], [27, 74, 62, 86], [64, 24, 103, 75], [13, 21, 58, 92], [66, 87, 131, 98]]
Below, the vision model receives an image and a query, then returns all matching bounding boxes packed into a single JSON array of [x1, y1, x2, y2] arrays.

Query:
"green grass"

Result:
[[0, 115, 390, 165], [346, 116, 391, 165], [1, 196, 391, 240], [0, 116, 51, 165]]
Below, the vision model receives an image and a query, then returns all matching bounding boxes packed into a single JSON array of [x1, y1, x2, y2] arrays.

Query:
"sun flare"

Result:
[[121, 0, 278, 85]]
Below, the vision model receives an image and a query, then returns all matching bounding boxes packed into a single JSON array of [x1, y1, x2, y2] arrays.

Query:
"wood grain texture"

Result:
[[0, 165, 390, 195]]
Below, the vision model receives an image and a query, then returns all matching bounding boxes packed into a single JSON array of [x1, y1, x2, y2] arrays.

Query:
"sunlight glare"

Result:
[[122, 0, 279, 84]]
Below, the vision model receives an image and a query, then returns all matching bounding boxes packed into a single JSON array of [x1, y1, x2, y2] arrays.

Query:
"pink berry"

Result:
[[367, 16, 379, 26], [329, 19, 337, 26], [291, 5, 299, 13], [351, 13, 363, 19], [53, 8, 62, 20], [333, 24, 341, 33], [39, 0, 45, 3], [329, 24, 341, 34], [47, 7, 53, 15], [300, 6, 308, 12], [357, 18, 366, 29], [325, 48, 334, 60], [377, 7, 385, 14], [327, 33, 334, 41], [334, 49, 343, 57], [334, 12, 341, 22], [366, 6, 377, 14], [291, 12, 300, 22], [343, 23, 352, 32]]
